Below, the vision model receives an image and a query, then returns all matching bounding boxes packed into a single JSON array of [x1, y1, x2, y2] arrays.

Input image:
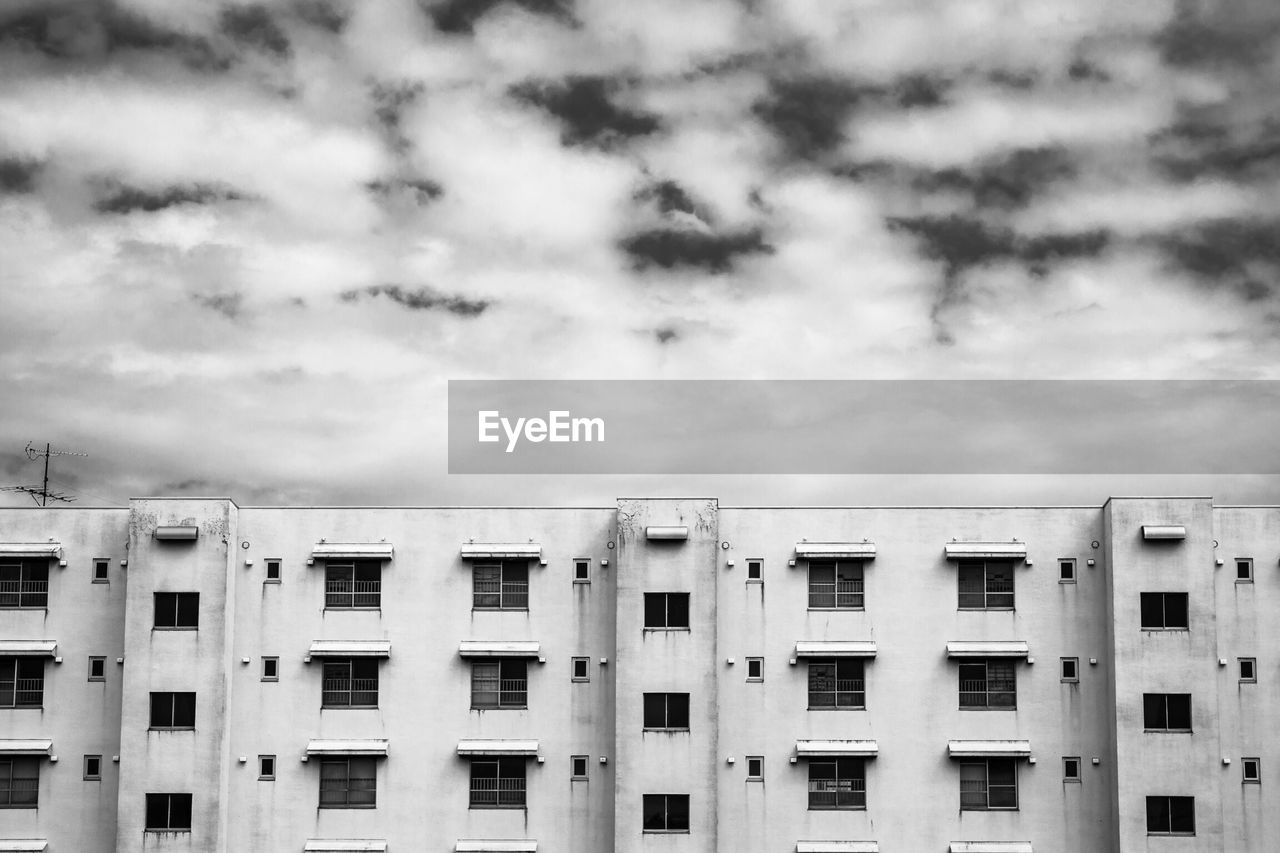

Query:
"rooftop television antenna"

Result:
[[0, 442, 88, 506]]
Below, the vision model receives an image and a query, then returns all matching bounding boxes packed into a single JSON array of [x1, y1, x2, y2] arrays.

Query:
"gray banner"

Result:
[[447, 380, 1280, 474]]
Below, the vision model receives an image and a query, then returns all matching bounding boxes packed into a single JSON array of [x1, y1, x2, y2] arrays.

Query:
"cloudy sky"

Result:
[[1, 0, 1278, 507]]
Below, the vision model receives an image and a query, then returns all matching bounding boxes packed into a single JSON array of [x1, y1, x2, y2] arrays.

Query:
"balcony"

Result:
[[808, 579, 863, 609], [0, 580, 48, 609], [325, 579, 380, 609], [470, 776, 526, 807], [322, 679, 379, 708]]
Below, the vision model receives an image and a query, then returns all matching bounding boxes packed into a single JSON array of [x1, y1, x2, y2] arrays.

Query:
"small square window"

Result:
[[746, 756, 763, 779], [259, 755, 276, 780], [746, 657, 764, 682], [574, 558, 590, 583], [84, 754, 102, 780], [92, 558, 110, 582], [746, 559, 762, 581], [1236, 558, 1253, 582], [1239, 657, 1256, 683], [1063, 756, 1081, 782], [571, 755, 588, 779], [265, 559, 281, 582], [1242, 757, 1260, 783], [572, 656, 590, 682], [1061, 657, 1079, 682], [1059, 559, 1076, 583], [88, 656, 106, 681], [261, 657, 279, 681]]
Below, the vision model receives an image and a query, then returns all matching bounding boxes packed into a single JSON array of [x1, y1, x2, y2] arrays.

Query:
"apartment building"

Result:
[[0, 496, 1276, 852]]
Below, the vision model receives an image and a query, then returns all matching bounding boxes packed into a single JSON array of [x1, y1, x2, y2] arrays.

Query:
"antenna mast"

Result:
[[0, 442, 88, 506]]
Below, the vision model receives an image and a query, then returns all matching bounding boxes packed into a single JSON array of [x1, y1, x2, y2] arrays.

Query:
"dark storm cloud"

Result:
[[339, 284, 491, 317], [219, 5, 291, 58], [1066, 57, 1111, 83], [654, 327, 678, 344], [1150, 107, 1280, 184], [365, 177, 444, 205], [424, 0, 575, 35], [191, 292, 244, 320], [295, 0, 349, 34], [986, 68, 1040, 90], [371, 81, 424, 153], [619, 227, 773, 274], [1153, 219, 1280, 302], [1155, 0, 1280, 70], [0, 3, 224, 69], [752, 74, 951, 162], [912, 147, 1077, 209], [510, 76, 660, 149], [93, 182, 246, 214], [0, 158, 42, 193], [634, 180, 702, 217], [887, 215, 1111, 278]]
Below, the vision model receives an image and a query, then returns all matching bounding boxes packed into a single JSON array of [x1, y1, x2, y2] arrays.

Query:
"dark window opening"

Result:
[[472, 659, 528, 709], [746, 657, 763, 681], [1146, 795, 1195, 834], [88, 656, 106, 681], [259, 755, 275, 780], [0, 560, 49, 608], [571, 657, 590, 681], [642, 793, 690, 831], [643, 692, 690, 729], [958, 561, 1014, 609], [84, 755, 102, 780], [644, 592, 690, 628], [470, 757, 526, 808], [154, 592, 199, 628], [1143, 694, 1192, 731], [808, 561, 863, 609], [1063, 757, 1081, 781], [571, 755, 588, 779], [473, 561, 529, 610], [149, 692, 196, 729], [960, 759, 1018, 810], [319, 758, 376, 808], [808, 658, 865, 709], [574, 559, 590, 582], [145, 793, 192, 829], [747, 559, 762, 580], [261, 657, 279, 681], [325, 561, 380, 608], [93, 559, 110, 582], [0, 657, 45, 708], [0, 758, 39, 807], [265, 559, 281, 581], [959, 659, 1017, 709], [808, 758, 866, 809], [1140, 592, 1188, 629], [322, 658, 379, 708]]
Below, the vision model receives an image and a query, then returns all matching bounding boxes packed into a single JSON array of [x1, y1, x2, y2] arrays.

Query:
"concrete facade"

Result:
[[0, 496, 1276, 852]]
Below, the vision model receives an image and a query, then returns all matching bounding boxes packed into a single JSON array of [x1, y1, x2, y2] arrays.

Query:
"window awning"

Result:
[[460, 544, 541, 560], [0, 740, 52, 756], [0, 543, 61, 559], [459, 640, 541, 659], [797, 844, 879, 853], [305, 739, 389, 757], [945, 641, 1030, 659], [795, 542, 876, 560], [456, 843, 538, 853], [645, 526, 688, 540], [949, 843, 1033, 853], [154, 525, 198, 541], [795, 740, 878, 758], [303, 842, 387, 853], [0, 640, 57, 657], [944, 542, 1027, 560], [1142, 525, 1186, 541], [794, 641, 877, 658], [312, 543, 394, 561], [457, 740, 539, 757], [307, 640, 391, 659], [947, 740, 1032, 759], [0, 842, 47, 852]]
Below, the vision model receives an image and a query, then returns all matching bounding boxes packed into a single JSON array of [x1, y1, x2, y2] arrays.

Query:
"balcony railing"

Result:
[[470, 776, 526, 807], [809, 679, 866, 708], [325, 579, 380, 608], [0, 678, 44, 708], [960, 780, 1017, 809], [473, 580, 529, 610], [322, 678, 379, 707], [472, 677, 529, 709], [808, 778, 865, 809], [0, 580, 48, 608], [319, 776, 376, 807], [808, 579, 864, 609], [0, 775, 39, 807], [959, 681, 1016, 708]]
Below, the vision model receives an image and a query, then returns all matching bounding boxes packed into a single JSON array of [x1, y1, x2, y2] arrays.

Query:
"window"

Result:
[[1061, 657, 1079, 682], [747, 559, 762, 581], [0, 758, 39, 806], [319, 757, 376, 808], [960, 759, 1018, 810], [322, 658, 379, 708], [470, 757, 525, 808], [473, 561, 528, 610], [959, 660, 1016, 708], [1139, 592, 1188, 629], [644, 592, 690, 628], [808, 659, 865, 709], [258, 755, 276, 780], [1059, 558, 1076, 583], [1063, 756, 1081, 782], [145, 793, 192, 830], [808, 758, 865, 809], [574, 558, 590, 583], [261, 656, 279, 681], [325, 560, 380, 608], [154, 592, 199, 628], [746, 756, 763, 780], [571, 755, 588, 780], [746, 657, 764, 681], [642, 794, 689, 831], [265, 558, 281, 582], [0, 560, 49, 608], [571, 656, 590, 682], [84, 754, 102, 781], [150, 692, 196, 729], [1239, 657, 1256, 683], [93, 558, 110, 582], [88, 656, 106, 681], [808, 560, 863, 609], [1236, 558, 1253, 582], [1143, 694, 1192, 731], [1146, 795, 1195, 835], [472, 659, 527, 709], [0, 657, 44, 708], [1242, 757, 1260, 783], [643, 693, 690, 729], [958, 560, 1014, 609]]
